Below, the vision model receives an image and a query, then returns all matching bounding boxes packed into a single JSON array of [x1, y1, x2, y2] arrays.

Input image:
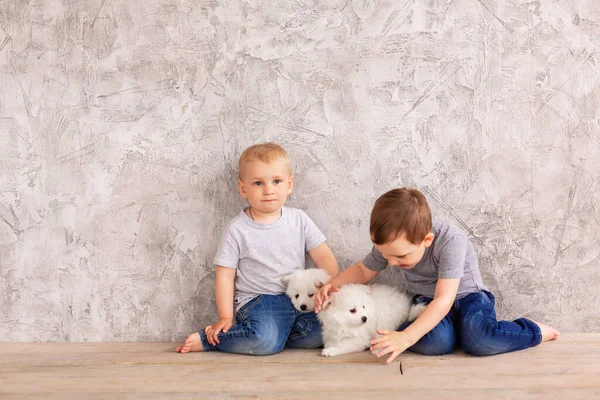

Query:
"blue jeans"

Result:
[[399, 290, 542, 356], [198, 294, 322, 355]]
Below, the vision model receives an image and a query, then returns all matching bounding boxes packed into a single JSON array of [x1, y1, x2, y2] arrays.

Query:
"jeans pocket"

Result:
[[288, 315, 310, 340], [480, 290, 495, 305], [237, 294, 264, 320]]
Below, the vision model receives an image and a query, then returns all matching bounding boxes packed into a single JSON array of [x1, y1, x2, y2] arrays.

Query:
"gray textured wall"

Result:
[[1, 0, 599, 342]]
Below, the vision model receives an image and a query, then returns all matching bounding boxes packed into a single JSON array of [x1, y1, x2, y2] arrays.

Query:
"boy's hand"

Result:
[[314, 283, 339, 313], [370, 330, 415, 364], [204, 318, 233, 346]]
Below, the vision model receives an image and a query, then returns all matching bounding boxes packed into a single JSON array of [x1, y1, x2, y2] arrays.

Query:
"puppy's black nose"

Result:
[[361, 316, 367, 323], [300, 304, 307, 311]]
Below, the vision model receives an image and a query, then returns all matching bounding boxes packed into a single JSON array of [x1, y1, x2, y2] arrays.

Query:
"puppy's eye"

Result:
[[363, 306, 366, 309], [294, 294, 299, 299], [350, 308, 356, 314], [308, 293, 314, 298]]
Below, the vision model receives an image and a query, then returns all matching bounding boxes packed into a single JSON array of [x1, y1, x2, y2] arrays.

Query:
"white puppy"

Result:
[[317, 283, 425, 357], [282, 269, 331, 312]]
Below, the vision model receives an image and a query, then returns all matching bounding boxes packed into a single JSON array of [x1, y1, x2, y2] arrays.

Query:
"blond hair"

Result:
[[238, 142, 291, 179]]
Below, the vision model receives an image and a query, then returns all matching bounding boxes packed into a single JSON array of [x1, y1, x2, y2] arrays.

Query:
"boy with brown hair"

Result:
[[315, 188, 559, 364]]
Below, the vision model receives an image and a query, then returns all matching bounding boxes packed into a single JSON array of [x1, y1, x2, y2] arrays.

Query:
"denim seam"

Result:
[[198, 330, 211, 351], [200, 319, 256, 351], [287, 315, 310, 341], [237, 294, 264, 321], [522, 317, 543, 345]]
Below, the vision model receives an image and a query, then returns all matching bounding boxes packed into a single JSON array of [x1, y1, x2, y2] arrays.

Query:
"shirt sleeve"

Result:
[[213, 228, 240, 269], [436, 235, 468, 279], [300, 211, 327, 252], [362, 246, 388, 272]]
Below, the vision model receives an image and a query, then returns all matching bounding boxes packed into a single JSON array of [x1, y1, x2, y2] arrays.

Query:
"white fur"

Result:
[[282, 269, 331, 312], [317, 283, 425, 357]]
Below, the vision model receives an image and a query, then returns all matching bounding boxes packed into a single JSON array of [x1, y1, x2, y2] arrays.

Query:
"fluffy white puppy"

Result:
[[317, 283, 425, 357], [282, 269, 331, 312]]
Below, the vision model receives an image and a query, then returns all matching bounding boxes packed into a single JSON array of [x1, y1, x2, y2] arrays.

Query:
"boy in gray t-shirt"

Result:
[[315, 188, 559, 363], [177, 143, 338, 355]]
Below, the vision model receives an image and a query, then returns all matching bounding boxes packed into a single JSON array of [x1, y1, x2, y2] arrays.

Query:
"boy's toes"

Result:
[[533, 321, 560, 343], [177, 332, 204, 353]]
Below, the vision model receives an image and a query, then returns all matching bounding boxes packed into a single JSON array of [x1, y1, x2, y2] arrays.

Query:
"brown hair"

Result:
[[238, 142, 291, 179], [370, 188, 432, 245]]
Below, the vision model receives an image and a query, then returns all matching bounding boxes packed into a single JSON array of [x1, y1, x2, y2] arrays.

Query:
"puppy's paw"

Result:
[[408, 303, 427, 321], [321, 347, 338, 357]]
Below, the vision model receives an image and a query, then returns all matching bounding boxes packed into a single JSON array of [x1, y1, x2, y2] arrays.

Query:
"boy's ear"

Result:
[[238, 180, 248, 199], [423, 232, 435, 248], [287, 175, 294, 195]]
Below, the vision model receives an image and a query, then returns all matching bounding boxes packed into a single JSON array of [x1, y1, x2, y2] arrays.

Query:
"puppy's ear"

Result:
[[314, 270, 331, 289], [327, 291, 337, 306], [281, 274, 293, 285], [365, 285, 372, 295], [321, 295, 334, 310]]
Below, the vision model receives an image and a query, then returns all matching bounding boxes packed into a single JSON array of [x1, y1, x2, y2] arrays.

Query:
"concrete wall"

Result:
[[1, 0, 599, 341]]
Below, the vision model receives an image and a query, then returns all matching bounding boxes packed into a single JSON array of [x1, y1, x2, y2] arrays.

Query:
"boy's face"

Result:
[[237, 157, 293, 215], [372, 232, 434, 270]]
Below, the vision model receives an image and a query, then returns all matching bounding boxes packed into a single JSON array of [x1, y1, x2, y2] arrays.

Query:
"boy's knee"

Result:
[[247, 340, 281, 355], [460, 317, 501, 356], [410, 328, 456, 355], [461, 335, 501, 356], [246, 323, 285, 355]]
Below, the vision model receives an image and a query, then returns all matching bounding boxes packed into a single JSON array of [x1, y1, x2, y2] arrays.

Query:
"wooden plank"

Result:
[[0, 333, 598, 399], [1, 333, 598, 365], [2, 390, 600, 400], [1, 361, 599, 392]]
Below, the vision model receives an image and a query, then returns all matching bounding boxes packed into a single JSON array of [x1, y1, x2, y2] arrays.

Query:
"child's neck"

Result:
[[247, 206, 282, 224]]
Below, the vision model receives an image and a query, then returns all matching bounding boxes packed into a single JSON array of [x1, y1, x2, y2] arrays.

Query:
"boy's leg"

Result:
[[399, 314, 458, 355], [180, 294, 297, 356], [398, 295, 458, 355], [285, 311, 323, 349], [458, 290, 550, 356]]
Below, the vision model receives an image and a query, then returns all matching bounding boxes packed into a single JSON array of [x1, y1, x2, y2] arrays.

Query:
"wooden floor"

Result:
[[1, 333, 599, 399]]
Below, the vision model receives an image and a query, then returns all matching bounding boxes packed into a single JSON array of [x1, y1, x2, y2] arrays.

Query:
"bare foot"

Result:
[[533, 320, 560, 343], [176, 332, 204, 353]]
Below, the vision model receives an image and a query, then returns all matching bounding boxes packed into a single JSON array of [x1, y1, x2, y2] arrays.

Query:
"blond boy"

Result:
[[177, 143, 338, 354]]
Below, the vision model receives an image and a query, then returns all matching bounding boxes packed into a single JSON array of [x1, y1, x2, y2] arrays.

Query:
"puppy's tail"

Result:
[[408, 303, 426, 321]]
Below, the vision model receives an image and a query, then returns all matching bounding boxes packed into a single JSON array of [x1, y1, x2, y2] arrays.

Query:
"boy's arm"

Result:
[[205, 266, 236, 345], [308, 242, 339, 278], [401, 277, 460, 343], [314, 261, 379, 312], [215, 266, 236, 320], [330, 260, 378, 286], [370, 277, 460, 363]]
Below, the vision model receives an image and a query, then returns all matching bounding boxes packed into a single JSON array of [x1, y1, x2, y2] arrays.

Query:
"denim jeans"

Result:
[[399, 290, 542, 356], [198, 294, 322, 355]]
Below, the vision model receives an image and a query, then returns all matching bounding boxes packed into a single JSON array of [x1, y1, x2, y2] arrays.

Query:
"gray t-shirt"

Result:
[[363, 219, 487, 299], [213, 206, 327, 312]]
